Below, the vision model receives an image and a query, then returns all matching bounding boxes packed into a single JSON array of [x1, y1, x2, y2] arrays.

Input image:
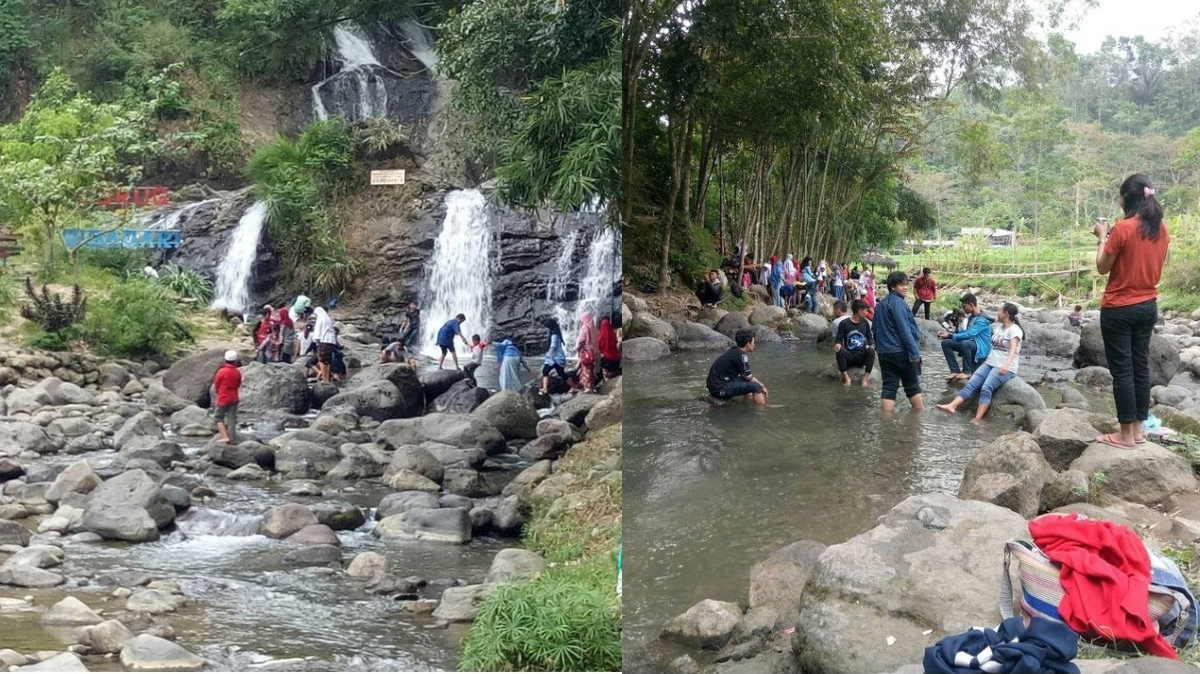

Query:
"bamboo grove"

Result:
[[622, 0, 1048, 289]]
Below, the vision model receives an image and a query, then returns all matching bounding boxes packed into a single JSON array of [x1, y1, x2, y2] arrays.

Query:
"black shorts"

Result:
[[317, 342, 334, 364], [439, 344, 453, 355], [542, 363, 566, 378], [878, 352, 922, 401], [711, 380, 763, 399]]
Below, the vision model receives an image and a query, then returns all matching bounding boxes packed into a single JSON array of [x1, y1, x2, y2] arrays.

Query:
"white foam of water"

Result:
[[143, 199, 218, 230], [211, 201, 268, 317], [398, 20, 439, 73], [419, 189, 493, 358], [312, 22, 389, 122], [332, 22, 380, 67], [551, 225, 620, 357]]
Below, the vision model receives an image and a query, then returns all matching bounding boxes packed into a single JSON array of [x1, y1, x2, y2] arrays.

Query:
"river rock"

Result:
[[99, 362, 131, 388], [0, 564, 63, 587], [662, 599, 744, 650], [749, 305, 788, 328], [113, 411, 163, 451], [126, 588, 185, 613], [4, 544, 64, 569], [1023, 323, 1081, 359], [674, 322, 736, 351], [375, 414, 506, 453], [472, 391, 539, 440], [384, 469, 438, 491], [957, 432, 1055, 518], [46, 417, 97, 442], [1153, 385, 1194, 408], [442, 465, 490, 497], [0, 457, 24, 480], [377, 491, 440, 518], [1069, 441, 1198, 505], [1075, 366, 1113, 388], [1057, 385, 1090, 410], [42, 596, 102, 625], [1074, 323, 1179, 387], [792, 314, 830, 341], [988, 376, 1046, 414], [283, 544, 341, 567], [1041, 470, 1090, 511], [82, 504, 159, 542], [374, 507, 471, 544], [0, 420, 54, 456], [45, 461, 101, 503], [143, 383, 192, 415], [485, 548, 545, 583], [623, 337, 671, 361], [120, 440, 185, 469], [0, 518, 34, 548], [421, 369, 467, 401], [383, 445, 444, 483], [162, 348, 234, 407], [309, 380, 339, 409], [86, 469, 174, 527], [749, 539, 826, 610], [237, 362, 310, 414], [345, 364, 425, 414], [492, 494, 524, 533], [287, 523, 340, 547], [585, 386, 622, 430], [74, 619, 134, 654], [260, 504, 319, 539], [555, 394, 603, 427], [715, 312, 752, 339], [503, 460, 553, 500], [227, 464, 268, 480], [1034, 409, 1101, 470], [324, 380, 416, 422], [309, 501, 366, 531], [120, 634, 205, 671], [6, 386, 51, 414], [628, 312, 678, 346], [346, 551, 389, 579], [432, 584, 489, 622], [274, 440, 340, 475], [794, 494, 1028, 674], [16, 652, 89, 671], [432, 380, 491, 414]]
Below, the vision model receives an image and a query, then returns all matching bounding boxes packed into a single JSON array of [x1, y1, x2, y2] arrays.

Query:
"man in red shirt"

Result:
[[912, 267, 936, 320], [213, 350, 242, 444]]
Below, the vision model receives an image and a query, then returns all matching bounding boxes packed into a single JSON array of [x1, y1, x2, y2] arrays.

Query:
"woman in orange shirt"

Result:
[[1093, 174, 1170, 449]]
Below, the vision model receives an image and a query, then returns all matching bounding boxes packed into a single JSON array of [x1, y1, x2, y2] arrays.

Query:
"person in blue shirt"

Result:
[[539, 316, 568, 395], [436, 313, 470, 370], [872, 271, 924, 413], [495, 339, 531, 391], [938, 293, 992, 382], [800, 256, 818, 313]]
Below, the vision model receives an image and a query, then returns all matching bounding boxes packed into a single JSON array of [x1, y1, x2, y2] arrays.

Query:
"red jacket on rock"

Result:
[[1029, 513, 1175, 659], [213, 363, 242, 407]]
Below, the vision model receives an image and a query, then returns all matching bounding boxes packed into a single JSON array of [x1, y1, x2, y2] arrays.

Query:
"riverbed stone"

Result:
[[0, 420, 54, 456], [86, 469, 175, 529], [443, 465, 490, 497], [585, 386, 622, 431], [227, 464, 268, 480], [386, 469, 441, 492], [44, 461, 101, 503], [16, 652, 88, 671], [1041, 470, 1091, 511], [162, 348, 232, 407], [0, 564, 63, 587], [957, 432, 1055, 519], [238, 362, 310, 414], [472, 391, 539, 440], [383, 445, 444, 483], [323, 381, 411, 422], [126, 588, 186, 613], [310, 501, 366, 531], [749, 539, 827, 610], [42, 596, 102, 625], [431, 584, 488, 623], [375, 414, 506, 453], [287, 524, 340, 547], [376, 491, 440, 519], [346, 551, 389, 579], [988, 377, 1046, 414], [1034, 409, 1101, 470], [623, 337, 671, 361], [0, 649, 25, 667], [420, 369, 467, 402], [674, 322, 736, 351], [282, 544, 341, 567], [556, 394, 604, 427], [375, 507, 471, 544], [169, 406, 214, 432], [432, 380, 491, 414], [113, 411, 163, 451], [792, 314, 830, 341], [749, 305, 788, 328], [486, 548, 545, 583], [629, 312, 679, 346], [74, 619, 134, 654], [1075, 366, 1114, 388], [273, 440, 340, 475], [260, 504, 318, 539], [662, 599, 744, 650], [1069, 441, 1198, 505], [120, 440, 185, 469], [120, 634, 205, 671], [794, 494, 1029, 674], [0, 457, 24, 480]]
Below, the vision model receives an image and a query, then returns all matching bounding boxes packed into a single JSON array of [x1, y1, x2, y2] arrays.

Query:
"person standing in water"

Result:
[[912, 267, 937, 320], [540, 317, 568, 394], [496, 339, 531, 391], [936, 302, 1024, 422], [436, 314, 470, 370], [706, 328, 768, 404], [212, 350, 242, 444], [872, 271, 924, 412]]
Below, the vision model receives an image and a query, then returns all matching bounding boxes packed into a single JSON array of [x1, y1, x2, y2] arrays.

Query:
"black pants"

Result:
[[1100, 299, 1157, 424], [912, 298, 932, 320], [878, 352, 921, 401], [836, 349, 875, 373]]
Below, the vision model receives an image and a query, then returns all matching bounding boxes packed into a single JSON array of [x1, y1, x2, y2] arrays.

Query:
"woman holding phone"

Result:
[[1093, 174, 1169, 449]]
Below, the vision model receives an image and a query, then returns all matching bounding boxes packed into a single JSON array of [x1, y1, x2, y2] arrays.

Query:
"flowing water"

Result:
[[622, 341, 1061, 670], [143, 199, 219, 231], [211, 201, 268, 317], [312, 22, 391, 122], [550, 226, 621, 356], [397, 20, 438, 73], [419, 190, 493, 357]]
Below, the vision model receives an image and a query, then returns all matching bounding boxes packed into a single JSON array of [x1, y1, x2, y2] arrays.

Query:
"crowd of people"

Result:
[[704, 173, 1170, 445], [251, 295, 345, 383]]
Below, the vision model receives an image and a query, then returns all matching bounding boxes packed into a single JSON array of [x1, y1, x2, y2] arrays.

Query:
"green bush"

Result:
[[459, 573, 621, 672], [83, 280, 191, 357], [77, 247, 151, 277], [156, 264, 213, 302], [0, 274, 17, 307], [27, 329, 72, 351], [20, 279, 86, 333]]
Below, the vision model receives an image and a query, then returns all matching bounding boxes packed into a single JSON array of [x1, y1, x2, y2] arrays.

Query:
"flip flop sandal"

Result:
[[1096, 433, 1135, 449]]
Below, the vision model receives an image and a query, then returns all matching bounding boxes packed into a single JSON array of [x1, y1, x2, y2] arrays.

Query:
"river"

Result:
[[621, 339, 1103, 671]]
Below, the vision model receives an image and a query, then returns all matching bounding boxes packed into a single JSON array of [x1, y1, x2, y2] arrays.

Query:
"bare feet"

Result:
[[217, 438, 230, 444], [842, 375, 852, 387], [860, 375, 870, 387], [935, 403, 957, 414]]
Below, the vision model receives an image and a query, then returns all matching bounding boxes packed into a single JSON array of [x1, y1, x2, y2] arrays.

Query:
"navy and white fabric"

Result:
[[1147, 546, 1199, 647], [923, 617, 1080, 674]]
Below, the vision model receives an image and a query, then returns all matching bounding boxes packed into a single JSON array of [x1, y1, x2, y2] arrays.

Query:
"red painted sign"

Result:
[[98, 186, 169, 209]]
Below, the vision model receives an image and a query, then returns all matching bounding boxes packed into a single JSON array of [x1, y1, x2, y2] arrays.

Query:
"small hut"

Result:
[[859, 251, 897, 270]]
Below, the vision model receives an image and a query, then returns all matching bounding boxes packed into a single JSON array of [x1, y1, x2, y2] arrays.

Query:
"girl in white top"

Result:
[[936, 302, 1024, 421]]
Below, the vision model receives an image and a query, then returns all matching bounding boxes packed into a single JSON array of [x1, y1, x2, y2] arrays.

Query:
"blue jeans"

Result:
[[941, 338, 978, 374], [770, 282, 783, 307], [957, 363, 1015, 407], [805, 283, 818, 312], [834, 285, 844, 300]]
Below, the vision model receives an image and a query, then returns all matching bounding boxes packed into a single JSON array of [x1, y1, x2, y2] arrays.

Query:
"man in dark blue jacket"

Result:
[[938, 293, 992, 381], [873, 271, 924, 412]]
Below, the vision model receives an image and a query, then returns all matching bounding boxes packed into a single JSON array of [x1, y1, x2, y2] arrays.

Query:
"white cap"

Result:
[[224, 350, 239, 362]]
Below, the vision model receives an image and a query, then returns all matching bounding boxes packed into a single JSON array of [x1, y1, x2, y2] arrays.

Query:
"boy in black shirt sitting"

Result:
[[706, 328, 768, 404], [834, 299, 876, 387]]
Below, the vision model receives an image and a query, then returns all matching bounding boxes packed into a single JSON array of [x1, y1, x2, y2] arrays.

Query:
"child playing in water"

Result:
[[469, 334, 490, 365]]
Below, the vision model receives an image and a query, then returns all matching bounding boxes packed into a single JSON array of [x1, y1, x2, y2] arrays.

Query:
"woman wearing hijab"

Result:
[[800, 256, 817, 313], [496, 339, 530, 391], [782, 254, 798, 308], [767, 255, 784, 307], [599, 317, 621, 379], [575, 311, 599, 393], [540, 317, 568, 395]]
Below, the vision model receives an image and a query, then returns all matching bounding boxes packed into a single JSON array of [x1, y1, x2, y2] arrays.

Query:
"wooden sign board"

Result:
[[371, 170, 407, 185]]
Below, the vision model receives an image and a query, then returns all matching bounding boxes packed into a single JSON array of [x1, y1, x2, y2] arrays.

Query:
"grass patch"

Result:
[[1159, 292, 1200, 316]]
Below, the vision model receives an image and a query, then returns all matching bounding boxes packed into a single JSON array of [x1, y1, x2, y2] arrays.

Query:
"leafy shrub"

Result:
[[77, 247, 151, 277], [351, 118, 406, 155], [27, 329, 71, 351], [83, 280, 191, 357], [156, 263, 213, 302], [459, 574, 621, 672], [0, 274, 17, 307], [20, 279, 86, 332]]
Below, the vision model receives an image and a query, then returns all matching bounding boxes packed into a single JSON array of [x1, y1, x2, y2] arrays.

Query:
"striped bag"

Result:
[[1001, 539, 1192, 646]]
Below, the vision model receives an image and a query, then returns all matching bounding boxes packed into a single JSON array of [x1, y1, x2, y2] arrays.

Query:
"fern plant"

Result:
[[20, 278, 86, 332], [156, 264, 213, 302]]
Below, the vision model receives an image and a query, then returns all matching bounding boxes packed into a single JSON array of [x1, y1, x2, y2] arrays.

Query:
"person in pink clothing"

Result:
[[863, 269, 876, 308], [575, 311, 599, 393]]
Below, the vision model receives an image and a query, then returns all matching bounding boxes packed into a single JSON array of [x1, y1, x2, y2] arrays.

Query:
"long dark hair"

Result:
[[800, 256, 812, 271], [1119, 173, 1164, 241], [1001, 302, 1023, 336], [540, 317, 563, 342]]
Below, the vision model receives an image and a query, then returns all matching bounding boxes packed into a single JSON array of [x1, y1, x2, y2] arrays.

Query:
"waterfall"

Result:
[[143, 199, 218, 230], [419, 190, 493, 357], [398, 20, 438, 73], [211, 201, 268, 317], [312, 22, 390, 122], [551, 225, 620, 356]]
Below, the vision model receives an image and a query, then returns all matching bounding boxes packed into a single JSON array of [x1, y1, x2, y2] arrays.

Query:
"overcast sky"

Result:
[[1060, 0, 1200, 53]]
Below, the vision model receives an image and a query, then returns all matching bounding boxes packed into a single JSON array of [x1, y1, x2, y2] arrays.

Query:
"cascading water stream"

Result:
[[398, 20, 438, 73], [419, 189, 493, 357], [312, 22, 391, 122], [551, 225, 620, 357], [143, 199, 218, 230], [211, 201, 268, 317]]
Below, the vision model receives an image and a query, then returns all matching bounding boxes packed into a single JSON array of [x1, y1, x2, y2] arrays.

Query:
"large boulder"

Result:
[[16, 653, 88, 671], [120, 440, 186, 469], [749, 539, 827, 610], [1074, 323, 1179, 387], [586, 386, 622, 430], [375, 414, 506, 453], [323, 380, 422, 422], [1023, 323, 1081, 359], [84, 469, 175, 531], [1069, 442, 1198, 506], [274, 440, 341, 475], [957, 432, 1055, 519], [144, 383, 193, 415], [374, 507, 472, 544], [485, 548, 546, 584], [162, 348, 234, 407], [989, 376, 1046, 413], [120, 633, 205, 671], [623, 337, 671, 361], [260, 504, 319, 539], [75, 619, 135, 654], [0, 520, 31, 546], [376, 491, 440, 519], [674, 322, 736, 351], [792, 314, 830, 341], [383, 446, 444, 484], [45, 460, 101, 503], [1075, 366, 1114, 388], [472, 391, 539, 440], [80, 504, 160, 542], [748, 305, 788, 328], [715, 312, 752, 339], [795, 495, 1028, 674], [431, 584, 488, 622], [42, 596, 102, 626], [347, 363, 425, 415], [628, 312, 678, 346], [420, 369, 468, 401], [238, 362, 310, 414], [0, 420, 55, 456], [432, 380, 490, 414], [1034, 409, 1101, 470], [113, 411, 163, 451], [662, 599, 744, 650]]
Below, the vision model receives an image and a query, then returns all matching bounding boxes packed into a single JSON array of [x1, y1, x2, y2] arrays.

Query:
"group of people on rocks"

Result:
[[710, 244, 884, 318], [705, 173, 1169, 442], [251, 295, 344, 383]]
